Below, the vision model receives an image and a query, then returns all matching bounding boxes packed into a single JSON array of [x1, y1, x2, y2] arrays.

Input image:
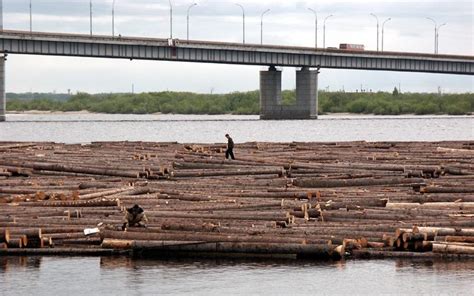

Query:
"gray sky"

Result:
[[2, 0, 473, 94]]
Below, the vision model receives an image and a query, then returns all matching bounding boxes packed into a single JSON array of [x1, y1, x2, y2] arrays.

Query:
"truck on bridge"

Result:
[[339, 43, 365, 51]]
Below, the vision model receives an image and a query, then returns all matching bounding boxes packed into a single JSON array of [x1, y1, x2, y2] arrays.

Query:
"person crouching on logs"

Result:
[[122, 204, 148, 231]]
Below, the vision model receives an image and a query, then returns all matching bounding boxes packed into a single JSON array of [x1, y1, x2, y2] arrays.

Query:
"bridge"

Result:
[[0, 30, 473, 121]]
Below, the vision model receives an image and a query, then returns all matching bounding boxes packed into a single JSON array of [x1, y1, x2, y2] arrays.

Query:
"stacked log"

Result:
[[0, 140, 473, 259]]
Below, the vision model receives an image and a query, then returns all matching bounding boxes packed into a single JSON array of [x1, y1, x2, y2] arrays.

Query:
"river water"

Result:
[[0, 113, 473, 143], [1, 256, 473, 296], [0, 113, 473, 295]]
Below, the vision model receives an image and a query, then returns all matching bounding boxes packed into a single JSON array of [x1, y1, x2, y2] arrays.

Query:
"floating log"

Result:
[[420, 187, 474, 194], [293, 177, 425, 188], [0, 228, 9, 243], [102, 239, 344, 259], [432, 242, 474, 255], [445, 236, 474, 243]]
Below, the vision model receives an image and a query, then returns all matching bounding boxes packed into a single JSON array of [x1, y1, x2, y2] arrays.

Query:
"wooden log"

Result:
[[7, 236, 26, 248], [79, 188, 134, 200], [171, 167, 285, 178], [445, 236, 474, 243], [432, 242, 474, 255], [421, 187, 474, 194], [19, 198, 120, 207], [352, 249, 474, 259], [0, 228, 10, 243], [0, 160, 141, 178], [103, 239, 343, 259], [293, 177, 425, 188], [412, 227, 474, 237]]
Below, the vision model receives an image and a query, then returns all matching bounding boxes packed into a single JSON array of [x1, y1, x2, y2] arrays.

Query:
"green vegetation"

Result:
[[6, 91, 473, 115]]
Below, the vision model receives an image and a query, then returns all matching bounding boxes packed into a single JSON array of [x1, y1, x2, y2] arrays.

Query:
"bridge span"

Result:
[[0, 30, 473, 121]]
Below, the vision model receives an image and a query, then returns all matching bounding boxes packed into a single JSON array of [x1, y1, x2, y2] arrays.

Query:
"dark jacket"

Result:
[[227, 137, 234, 149]]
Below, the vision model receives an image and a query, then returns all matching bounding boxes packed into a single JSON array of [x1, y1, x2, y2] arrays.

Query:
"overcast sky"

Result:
[[2, 0, 473, 94]]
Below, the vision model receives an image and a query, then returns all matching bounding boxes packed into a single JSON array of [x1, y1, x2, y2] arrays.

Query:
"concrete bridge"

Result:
[[0, 30, 473, 121]]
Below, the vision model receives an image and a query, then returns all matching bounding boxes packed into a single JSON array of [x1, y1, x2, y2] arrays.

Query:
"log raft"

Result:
[[0, 141, 473, 259]]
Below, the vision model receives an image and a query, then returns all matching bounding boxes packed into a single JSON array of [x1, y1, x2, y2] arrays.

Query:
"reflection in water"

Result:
[[1, 257, 473, 295], [100, 256, 346, 271], [395, 258, 474, 273], [0, 256, 42, 272]]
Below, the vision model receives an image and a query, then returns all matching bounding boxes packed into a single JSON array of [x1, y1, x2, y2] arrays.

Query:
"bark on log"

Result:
[[432, 242, 474, 255], [293, 177, 425, 188], [0, 228, 9, 243]]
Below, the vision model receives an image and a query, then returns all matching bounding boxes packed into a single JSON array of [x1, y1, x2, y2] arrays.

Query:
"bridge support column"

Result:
[[296, 67, 319, 119], [0, 55, 5, 122], [259, 66, 319, 120], [259, 66, 282, 120]]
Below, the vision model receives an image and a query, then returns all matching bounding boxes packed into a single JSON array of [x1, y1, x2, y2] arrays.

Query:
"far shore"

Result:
[[6, 110, 473, 117]]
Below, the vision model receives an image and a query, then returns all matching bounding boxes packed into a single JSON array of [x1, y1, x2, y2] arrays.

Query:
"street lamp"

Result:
[[90, 0, 93, 36], [235, 3, 245, 44], [436, 23, 446, 54], [168, 0, 173, 39], [370, 13, 379, 51], [260, 9, 270, 45], [186, 3, 197, 41], [29, 0, 32, 33], [426, 17, 437, 54], [426, 17, 446, 54], [0, 0, 3, 30], [381, 18, 391, 52], [308, 8, 318, 48], [323, 14, 333, 48], [112, 0, 116, 37]]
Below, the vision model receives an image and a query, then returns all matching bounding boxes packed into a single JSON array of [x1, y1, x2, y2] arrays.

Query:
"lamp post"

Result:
[[308, 8, 318, 48], [381, 17, 391, 52], [112, 0, 116, 37], [260, 9, 270, 45], [436, 23, 446, 54], [89, 0, 93, 36], [186, 3, 197, 41], [370, 13, 379, 51], [235, 3, 245, 44], [0, 0, 3, 30], [323, 14, 333, 48], [426, 17, 439, 54], [29, 0, 32, 32], [168, 0, 173, 39]]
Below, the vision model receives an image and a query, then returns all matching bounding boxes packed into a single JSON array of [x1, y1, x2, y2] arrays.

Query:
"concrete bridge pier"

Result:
[[259, 66, 282, 120], [260, 66, 319, 120], [0, 54, 5, 122]]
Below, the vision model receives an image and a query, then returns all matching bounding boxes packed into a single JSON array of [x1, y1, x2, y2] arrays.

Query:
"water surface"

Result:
[[1, 257, 473, 296], [1, 113, 472, 143]]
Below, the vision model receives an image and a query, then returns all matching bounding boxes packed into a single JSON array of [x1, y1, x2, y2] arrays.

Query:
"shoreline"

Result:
[[6, 110, 473, 117]]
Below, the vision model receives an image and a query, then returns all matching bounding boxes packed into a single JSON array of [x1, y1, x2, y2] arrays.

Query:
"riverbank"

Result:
[[1, 141, 473, 259], [6, 90, 474, 115]]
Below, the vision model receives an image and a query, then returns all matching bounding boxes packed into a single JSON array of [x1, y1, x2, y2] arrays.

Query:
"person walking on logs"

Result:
[[225, 134, 235, 160], [122, 204, 148, 231]]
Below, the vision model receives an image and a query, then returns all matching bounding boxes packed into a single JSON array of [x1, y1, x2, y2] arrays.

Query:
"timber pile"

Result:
[[0, 141, 473, 259]]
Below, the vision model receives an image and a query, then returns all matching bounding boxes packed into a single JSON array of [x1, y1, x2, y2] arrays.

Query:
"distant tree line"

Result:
[[6, 90, 473, 115], [7, 92, 71, 101]]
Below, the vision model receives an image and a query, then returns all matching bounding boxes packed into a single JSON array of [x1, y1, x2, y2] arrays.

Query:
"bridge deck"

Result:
[[0, 30, 472, 75]]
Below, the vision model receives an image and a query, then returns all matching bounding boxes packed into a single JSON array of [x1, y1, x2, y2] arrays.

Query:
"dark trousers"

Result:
[[225, 148, 235, 160]]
